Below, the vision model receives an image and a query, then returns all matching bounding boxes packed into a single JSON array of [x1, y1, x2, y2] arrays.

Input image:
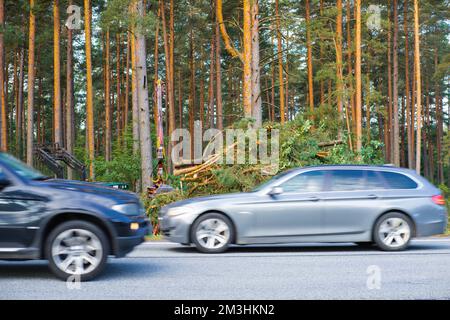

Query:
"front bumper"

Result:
[[159, 214, 194, 244], [115, 219, 152, 258]]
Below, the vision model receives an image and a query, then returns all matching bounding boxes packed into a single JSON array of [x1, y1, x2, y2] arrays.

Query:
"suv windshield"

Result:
[[0, 153, 47, 180]]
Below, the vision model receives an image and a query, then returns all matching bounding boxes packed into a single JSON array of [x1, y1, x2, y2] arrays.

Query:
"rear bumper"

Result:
[[415, 207, 448, 237]]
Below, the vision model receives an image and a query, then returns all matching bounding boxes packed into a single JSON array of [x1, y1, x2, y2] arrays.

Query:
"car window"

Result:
[[365, 171, 385, 189], [280, 171, 325, 193], [0, 167, 6, 181], [378, 171, 418, 189], [251, 169, 296, 192], [329, 170, 365, 191]]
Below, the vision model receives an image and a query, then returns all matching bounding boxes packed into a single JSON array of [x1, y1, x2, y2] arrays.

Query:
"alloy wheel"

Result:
[[195, 218, 230, 250], [51, 228, 103, 275], [378, 217, 411, 248]]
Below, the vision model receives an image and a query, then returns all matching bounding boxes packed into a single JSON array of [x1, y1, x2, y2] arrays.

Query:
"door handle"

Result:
[[307, 196, 320, 202], [367, 194, 378, 199]]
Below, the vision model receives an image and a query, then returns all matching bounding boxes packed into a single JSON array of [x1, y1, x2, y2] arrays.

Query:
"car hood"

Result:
[[164, 192, 254, 209], [35, 179, 138, 202]]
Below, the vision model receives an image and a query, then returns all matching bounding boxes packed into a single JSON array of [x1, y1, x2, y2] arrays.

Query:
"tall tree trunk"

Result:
[[66, 0, 75, 179], [124, 32, 130, 131], [434, 48, 443, 184], [319, 0, 325, 107], [26, 0, 36, 165], [130, 30, 140, 158], [355, 0, 362, 152], [178, 70, 183, 128], [392, 0, 400, 166], [0, 0, 6, 151], [413, 0, 422, 174], [17, 48, 25, 158], [105, 29, 112, 161], [207, 37, 215, 129], [160, 0, 175, 172], [135, 0, 153, 191], [336, 0, 344, 139], [275, 0, 285, 123], [84, 0, 95, 179], [242, 0, 252, 119], [188, 30, 195, 158], [386, 0, 393, 162], [404, 0, 413, 169], [251, 0, 262, 127], [116, 33, 122, 144], [306, 0, 314, 118], [53, 0, 63, 148], [215, 1, 223, 130]]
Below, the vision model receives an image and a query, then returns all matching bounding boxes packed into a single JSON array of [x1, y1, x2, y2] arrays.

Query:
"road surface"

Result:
[[1, 238, 450, 300]]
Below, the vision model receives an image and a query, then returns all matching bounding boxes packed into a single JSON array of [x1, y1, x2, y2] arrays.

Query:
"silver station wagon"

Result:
[[159, 166, 448, 253]]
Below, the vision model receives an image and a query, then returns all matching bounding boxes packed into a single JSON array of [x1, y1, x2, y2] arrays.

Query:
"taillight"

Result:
[[431, 195, 446, 205]]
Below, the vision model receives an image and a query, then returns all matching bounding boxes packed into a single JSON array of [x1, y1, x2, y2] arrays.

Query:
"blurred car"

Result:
[[159, 165, 448, 253], [0, 153, 150, 281]]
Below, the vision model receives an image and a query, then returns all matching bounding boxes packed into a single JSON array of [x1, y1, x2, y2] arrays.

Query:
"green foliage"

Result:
[[142, 189, 186, 228], [94, 129, 141, 188]]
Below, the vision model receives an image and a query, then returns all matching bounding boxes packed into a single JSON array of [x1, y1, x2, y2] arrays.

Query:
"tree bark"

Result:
[[53, 0, 63, 148], [392, 0, 400, 166], [66, 0, 75, 179], [0, 0, 6, 151], [404, 0, 413, 169], [105, 29, 112, 161], [355, 0, 362, 152], [116, 33, 122, 144], [26, 0, 36, 165], [215, 3, 223, 130], [251, 0, 262, 127], [336, 0, 344, 139], [135, 0, 153, 190], [84, 0, 95, 179], [386, 0, 393, 162], [306, 0, 314, 118], [276, 0, 285, 123], [413, 0, 422, 174]]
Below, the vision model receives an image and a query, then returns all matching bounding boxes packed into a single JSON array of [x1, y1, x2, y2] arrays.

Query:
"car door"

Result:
[[0, 167, 47, 249], [250, 170, 326, 241], [321, 169, 383, 236]]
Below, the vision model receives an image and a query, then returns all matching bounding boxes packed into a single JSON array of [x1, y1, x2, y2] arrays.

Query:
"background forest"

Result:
[[0, 0, 448, 216]]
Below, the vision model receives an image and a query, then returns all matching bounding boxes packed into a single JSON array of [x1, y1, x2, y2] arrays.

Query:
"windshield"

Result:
[[251, 169, 295, 192], [0, 153, 46, 180]]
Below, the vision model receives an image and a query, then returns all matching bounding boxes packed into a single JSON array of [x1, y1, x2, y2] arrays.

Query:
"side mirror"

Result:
[[268, 186, 284, 196]]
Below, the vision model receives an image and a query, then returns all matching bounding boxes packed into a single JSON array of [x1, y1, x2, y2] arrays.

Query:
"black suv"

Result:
[[0, 153, 151, 281]]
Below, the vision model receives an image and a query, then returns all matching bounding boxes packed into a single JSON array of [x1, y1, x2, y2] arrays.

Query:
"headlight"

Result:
[[167, 206, 193, 217], [112, 203, 141, 216]]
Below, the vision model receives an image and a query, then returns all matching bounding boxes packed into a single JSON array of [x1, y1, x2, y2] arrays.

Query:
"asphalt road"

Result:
[[1, 238, 450, 300]]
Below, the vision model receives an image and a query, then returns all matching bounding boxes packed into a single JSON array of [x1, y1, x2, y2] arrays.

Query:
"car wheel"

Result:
[[191, 213, 234, 253], [373, 213, 413, 251], [45, 220, 109, 281]]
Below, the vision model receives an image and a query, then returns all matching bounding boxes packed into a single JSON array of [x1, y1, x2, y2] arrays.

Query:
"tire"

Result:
[[191, 213, 234, 253], [373, 212, 413, 251], [45, 220, 110, 281]]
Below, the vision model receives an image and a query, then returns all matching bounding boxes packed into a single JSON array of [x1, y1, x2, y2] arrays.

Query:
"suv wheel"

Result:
[[191, 213, 234, 253], [374, 213, 413, 251], [45, 220, 109, 281]]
